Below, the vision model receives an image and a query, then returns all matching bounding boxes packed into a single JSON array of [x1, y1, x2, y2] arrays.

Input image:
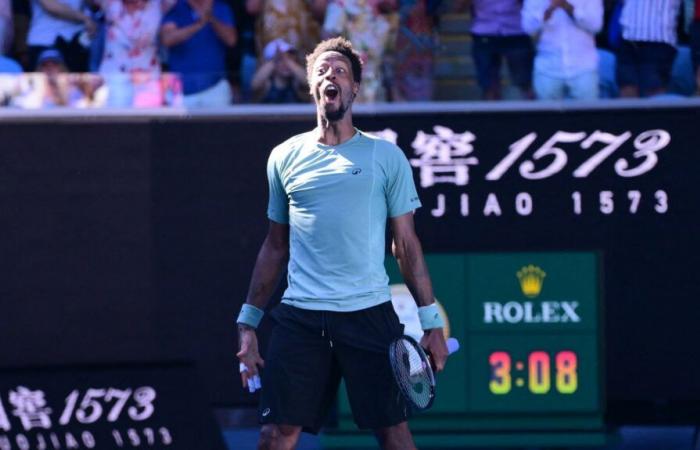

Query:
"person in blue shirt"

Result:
[[160, 0, 236, 107], [236, 37, 449, 450]]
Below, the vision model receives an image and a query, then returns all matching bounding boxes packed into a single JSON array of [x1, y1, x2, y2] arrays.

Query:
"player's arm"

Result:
[[236, 220, 289, 386], [390, 212, 448, 371], [244, 220, 290, 309]]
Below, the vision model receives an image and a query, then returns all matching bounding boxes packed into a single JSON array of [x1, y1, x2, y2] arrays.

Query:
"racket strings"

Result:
[[390, 339, 434, 409]]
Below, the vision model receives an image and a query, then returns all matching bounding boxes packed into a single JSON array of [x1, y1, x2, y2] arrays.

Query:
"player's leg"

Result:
[[258, 424, 302, 450], [330, 302, 411, 448], [257, 304, 342, 449], [373, 421, 416, 450]]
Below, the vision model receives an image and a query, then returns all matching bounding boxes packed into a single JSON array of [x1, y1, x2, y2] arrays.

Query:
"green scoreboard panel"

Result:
[[465, 253, 601, 415], [323, 252, 606, 448]]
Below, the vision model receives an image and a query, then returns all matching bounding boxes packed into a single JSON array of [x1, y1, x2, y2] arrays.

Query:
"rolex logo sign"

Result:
[[516, 265, 546, 298], [482, 263, 581, 325]]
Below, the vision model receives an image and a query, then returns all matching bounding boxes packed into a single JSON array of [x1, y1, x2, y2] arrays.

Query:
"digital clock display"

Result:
[[489, 350, 578, 395], [465, 333, 600, 412]]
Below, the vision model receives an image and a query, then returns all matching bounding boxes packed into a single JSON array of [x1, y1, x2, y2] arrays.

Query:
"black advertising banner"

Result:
[[0, 364, 226, 450], [0, 104, 698, 423]]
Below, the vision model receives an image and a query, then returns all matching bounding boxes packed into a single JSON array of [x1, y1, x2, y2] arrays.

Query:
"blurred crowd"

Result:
[[0, 0, 697, 107]]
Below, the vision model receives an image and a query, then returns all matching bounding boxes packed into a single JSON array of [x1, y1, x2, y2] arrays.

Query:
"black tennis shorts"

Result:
[[258, 301, 410, 433]]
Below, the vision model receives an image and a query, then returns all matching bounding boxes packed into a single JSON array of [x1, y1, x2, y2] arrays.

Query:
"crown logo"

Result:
[[516, 265, 546, 298]]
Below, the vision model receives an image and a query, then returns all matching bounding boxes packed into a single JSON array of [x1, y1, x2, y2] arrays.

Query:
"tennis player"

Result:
[[236, 37, 449, 450]]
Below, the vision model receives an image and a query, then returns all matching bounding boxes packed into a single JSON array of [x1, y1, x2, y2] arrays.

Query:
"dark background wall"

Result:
[[0, 106, 697, 423]]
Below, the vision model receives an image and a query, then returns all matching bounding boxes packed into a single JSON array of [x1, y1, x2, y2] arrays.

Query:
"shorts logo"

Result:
[[262, 408, 271, 417], [352, 168, 362, 175]]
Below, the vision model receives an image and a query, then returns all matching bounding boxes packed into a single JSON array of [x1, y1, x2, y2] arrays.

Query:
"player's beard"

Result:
[[316, 87, 351, 122], [323, 101, 349, 122]]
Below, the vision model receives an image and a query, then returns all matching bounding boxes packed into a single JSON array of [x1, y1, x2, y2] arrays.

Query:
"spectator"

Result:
[[253, 0, 324, 58], [160, 0, 237, 107], [468, 0, 534, 100], [96, 0, 175, 75], [250, 38, 307, 103], [0, 0, 12, 55], [686, 0, 700, 94], [35, 48, 84, 106], [322, 0, 398, 102], [617, 0, 681, 97], [522, 0, 603, 100], [26, 0, 96, 71], [392, 0, 438, 101], [94, 0, 174, 106]]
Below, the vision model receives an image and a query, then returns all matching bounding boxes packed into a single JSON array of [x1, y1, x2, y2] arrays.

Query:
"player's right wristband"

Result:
[[236, 304, 264, 329], [418, 303, 445, 330]]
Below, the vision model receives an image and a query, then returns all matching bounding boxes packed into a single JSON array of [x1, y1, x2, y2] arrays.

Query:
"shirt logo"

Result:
[[352, 168, 362, 175], [262, 408, 271, 417]]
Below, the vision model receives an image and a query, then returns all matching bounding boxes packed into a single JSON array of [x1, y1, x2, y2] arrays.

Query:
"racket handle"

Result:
[[446, 337, 460, 355]]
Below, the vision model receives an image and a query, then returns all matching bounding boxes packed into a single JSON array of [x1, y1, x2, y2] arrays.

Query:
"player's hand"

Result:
[[236, 325, 265, 391], [420, 328, 448, 372]]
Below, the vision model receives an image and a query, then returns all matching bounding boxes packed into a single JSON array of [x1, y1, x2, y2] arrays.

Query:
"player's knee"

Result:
[[257, 424, 301, 450]]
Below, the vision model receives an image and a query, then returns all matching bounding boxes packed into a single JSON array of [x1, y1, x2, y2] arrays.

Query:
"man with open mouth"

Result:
[[236, 37, 449, 450]]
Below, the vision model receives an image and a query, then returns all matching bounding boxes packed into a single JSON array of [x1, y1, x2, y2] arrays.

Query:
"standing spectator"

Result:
[[392, 0, 438, 101], [0, 0, 12, 54], [97, 0, 175, 74], [26, 0, 96, 71], [251, 38, 307, 102], [617, 0, 681, 97], [253, 0, 324, 58], [160, 0, 237, 107], [522, 0, 603, 100], [322, 0, 398, 102], [686, 0, 700, 94], [96, 0, 174, 106], [468, 0, 534, 100]]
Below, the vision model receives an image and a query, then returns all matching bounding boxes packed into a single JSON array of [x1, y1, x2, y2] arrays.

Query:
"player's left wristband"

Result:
[[418, 303, 445, 330], [237, 304, 264, 329]]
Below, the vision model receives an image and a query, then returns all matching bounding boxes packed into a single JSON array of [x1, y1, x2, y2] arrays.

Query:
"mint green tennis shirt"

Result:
[[266, 129, 422, 312]]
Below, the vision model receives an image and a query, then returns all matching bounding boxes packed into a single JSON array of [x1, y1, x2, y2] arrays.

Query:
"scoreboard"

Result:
[[463, 253, 601, 416], [325, 251, 604, 448]]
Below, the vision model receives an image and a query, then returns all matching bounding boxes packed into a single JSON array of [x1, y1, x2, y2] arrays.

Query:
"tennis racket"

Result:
[[388, 336, 459, 411]]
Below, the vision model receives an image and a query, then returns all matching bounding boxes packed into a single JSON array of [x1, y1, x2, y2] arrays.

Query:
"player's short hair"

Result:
[[306, 37, 363, 84]]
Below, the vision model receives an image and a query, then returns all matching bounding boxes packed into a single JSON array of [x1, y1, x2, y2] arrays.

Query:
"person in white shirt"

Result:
[[522, 0, 603, 100]]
